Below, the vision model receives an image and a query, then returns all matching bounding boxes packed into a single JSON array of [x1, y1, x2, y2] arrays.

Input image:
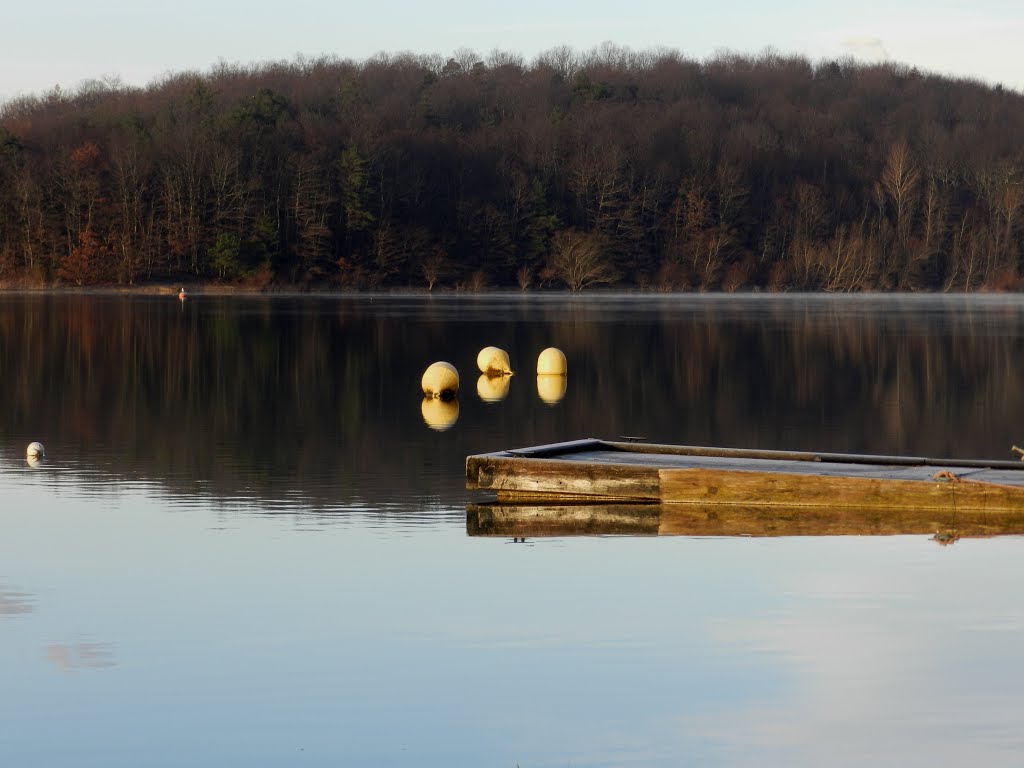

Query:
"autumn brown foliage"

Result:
[[1, 47, 1022, 290]]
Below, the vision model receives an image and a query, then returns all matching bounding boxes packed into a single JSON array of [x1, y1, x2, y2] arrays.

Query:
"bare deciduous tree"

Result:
[[549, 229, 615, 291], [881, 140, 920, 248]]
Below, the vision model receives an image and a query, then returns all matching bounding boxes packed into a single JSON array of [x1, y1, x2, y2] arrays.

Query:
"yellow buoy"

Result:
[[477, 373, 512, 403], [421, 361, 459, 399], [421, 397, 459, 431], [537, 374, 567, 405], [537, 347, 567, 375], [476, 346, 513, 376]]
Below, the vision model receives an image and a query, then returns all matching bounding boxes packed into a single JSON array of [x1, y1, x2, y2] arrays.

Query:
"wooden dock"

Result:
[[465, 438, 1024, 513]]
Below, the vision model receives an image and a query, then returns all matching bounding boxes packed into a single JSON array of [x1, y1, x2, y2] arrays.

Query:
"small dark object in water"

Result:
[[933, 530, 960, 545]]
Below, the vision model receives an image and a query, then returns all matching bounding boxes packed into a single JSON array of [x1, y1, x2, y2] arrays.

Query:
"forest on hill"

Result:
[[1, 46, 1022, 291]]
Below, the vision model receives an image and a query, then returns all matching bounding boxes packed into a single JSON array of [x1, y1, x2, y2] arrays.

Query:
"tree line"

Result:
[[1, 45, 1022, 291]]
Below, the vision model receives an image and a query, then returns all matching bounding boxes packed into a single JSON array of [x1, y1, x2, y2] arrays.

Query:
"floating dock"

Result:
[[465, 438, 1024, 513]]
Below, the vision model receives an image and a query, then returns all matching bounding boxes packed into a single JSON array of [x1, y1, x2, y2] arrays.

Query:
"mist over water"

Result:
[[3, 293, 1024, 767]]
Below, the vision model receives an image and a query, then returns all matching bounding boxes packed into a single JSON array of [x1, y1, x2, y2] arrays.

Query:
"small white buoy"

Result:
[[537, 375, 567, 405], [178, 287, 187, 301], [477, 373, 511, 403], [476, 346, 513, 376], [421, 397, 459, 431], [27, 442, 45, 467], [421, 361, 459, 399], [537, 347, 567, 375]]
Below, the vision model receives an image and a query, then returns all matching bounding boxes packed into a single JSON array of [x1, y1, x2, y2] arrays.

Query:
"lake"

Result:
[[2, 292, 1024, 767]]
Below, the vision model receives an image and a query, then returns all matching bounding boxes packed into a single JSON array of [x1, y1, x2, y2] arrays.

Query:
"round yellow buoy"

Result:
[[477, 373, 512, 403], [421, 361, 459, 399], [537, 347, 567, 375], [421, 397, 459, 431], [537, 374, 567, 405], [476, 346, 513, 376]]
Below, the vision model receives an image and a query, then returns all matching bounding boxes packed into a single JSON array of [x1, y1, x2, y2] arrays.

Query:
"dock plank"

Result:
[[658, 466, 1023, 511], [467, 454, 661, 502]]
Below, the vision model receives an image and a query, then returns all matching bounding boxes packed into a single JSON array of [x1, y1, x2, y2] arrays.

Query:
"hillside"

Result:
[[1, 46, 1022, 291]]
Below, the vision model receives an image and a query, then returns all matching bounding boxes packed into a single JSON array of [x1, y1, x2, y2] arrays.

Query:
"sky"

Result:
[[2, 0, 1022, 103]]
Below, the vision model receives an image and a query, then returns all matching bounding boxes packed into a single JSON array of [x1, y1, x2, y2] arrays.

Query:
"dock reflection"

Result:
[[467, 503, 1024, 540]]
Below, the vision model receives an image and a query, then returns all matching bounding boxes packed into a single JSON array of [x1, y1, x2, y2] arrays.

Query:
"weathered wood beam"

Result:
[[658, 467, 1024, 511]]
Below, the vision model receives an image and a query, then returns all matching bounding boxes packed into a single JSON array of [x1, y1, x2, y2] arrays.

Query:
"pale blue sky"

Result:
[[2, 0, 1021, 102]]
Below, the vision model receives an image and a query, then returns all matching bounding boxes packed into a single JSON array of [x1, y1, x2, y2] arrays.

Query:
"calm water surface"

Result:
[[3, 293, 1024, 767]]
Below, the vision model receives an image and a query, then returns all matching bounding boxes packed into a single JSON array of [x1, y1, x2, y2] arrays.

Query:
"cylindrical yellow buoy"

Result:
[[537, 374, 567, 405], [537, 347, 567, 375], [421, 397, 459, 431], [476, 346, 513, 376], [477, 373, 512, 403], [421, 361, 459, 399]]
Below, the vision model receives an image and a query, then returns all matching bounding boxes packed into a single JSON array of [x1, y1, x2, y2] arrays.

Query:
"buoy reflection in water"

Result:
[[536, 374, 567, 405], [477, 373, 512, 403], [421, 397, 459, 431]]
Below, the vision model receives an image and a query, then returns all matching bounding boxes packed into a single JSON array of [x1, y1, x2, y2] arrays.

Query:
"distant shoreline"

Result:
[[1, 282, 1021, 298], [0, 283, 267, 296]]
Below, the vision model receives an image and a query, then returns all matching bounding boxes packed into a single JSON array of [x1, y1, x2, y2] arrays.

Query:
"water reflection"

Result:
[[536, 374, 567, 405], [421, 396, 459, 431], [467, 502, 1024, 539], [0, 584, 34, 616], [45, 642, 116, 672], [2, 294, 1024, 767], [476, 373, 511, 403], [3, 292, 1024, 508]]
